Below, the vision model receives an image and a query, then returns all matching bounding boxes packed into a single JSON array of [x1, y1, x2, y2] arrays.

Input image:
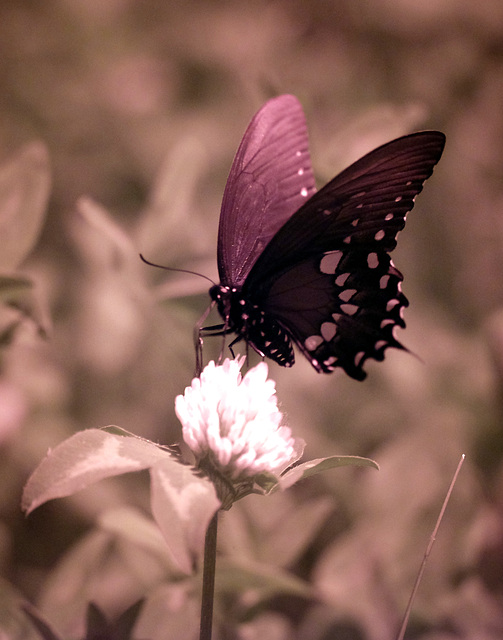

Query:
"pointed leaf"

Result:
[[150, 460, 220, 574], [22, 605, 62, 640], [0, 142, 51, 270], [278, 455, 379, 490], [217, 557, 313, 600], [98, 506, 178, 570], [0, 275, 50, 340], [22, 429, 171, 514]]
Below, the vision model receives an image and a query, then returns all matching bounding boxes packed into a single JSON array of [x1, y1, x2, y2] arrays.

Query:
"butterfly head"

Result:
[[209, 284, 234, 322]]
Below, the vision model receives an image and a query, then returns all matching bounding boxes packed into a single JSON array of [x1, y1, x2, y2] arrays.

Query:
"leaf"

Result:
[[150, 461, 220, 574], [22, 605, 62, 640], [73, 197, 138, 268], [216, 557, 313, 600], [0, 578, 48, 640], [0, 275, 33, 302], [278, 455, 379, 490], [98, 506, 178, 569], [22, 429, 171, 514], [0, 275, 50, 341], [22, 428, 221, 576], [135, 135, 207, 258], [84, 600, 145, 640], [0, 142, 51, 271]]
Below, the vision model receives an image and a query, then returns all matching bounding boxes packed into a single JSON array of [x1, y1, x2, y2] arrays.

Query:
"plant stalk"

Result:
[[199, 511, 219, 640]]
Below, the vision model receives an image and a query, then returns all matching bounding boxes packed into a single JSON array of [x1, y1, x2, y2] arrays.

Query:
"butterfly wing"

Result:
[[217, 94, 316, 288], [243, 131, 445, 378]]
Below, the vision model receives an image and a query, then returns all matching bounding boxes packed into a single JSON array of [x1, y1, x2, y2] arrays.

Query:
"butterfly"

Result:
[[204, 94, 445, 380]]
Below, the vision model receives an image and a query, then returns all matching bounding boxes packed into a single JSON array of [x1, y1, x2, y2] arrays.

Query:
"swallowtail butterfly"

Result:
[[207, 95, 445, 380]]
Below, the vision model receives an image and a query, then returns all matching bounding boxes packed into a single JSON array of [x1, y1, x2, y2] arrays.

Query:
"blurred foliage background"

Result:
[[1, 0, 503, 638]]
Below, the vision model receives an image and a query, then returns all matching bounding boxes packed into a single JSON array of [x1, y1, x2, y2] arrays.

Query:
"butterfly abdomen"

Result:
[[209, 284, 295, 366]]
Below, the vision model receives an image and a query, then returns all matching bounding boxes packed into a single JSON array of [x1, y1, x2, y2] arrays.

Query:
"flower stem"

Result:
[[199, 511, 219, 640]]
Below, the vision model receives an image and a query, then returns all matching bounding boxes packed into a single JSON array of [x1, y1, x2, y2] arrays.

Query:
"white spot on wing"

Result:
[[375, 340, 387, 351], [320, 250, 343, 274], [335, 272, 350, 286], [386, 299, 400, 312], [341, 303, 358, 315], [375, 229, 385, 241], [380, 275, 390, 289], [339, 289, 357, 302], [300, 187, 308, 197], [321, 322, 337, 341], [305, 335, 323, 351], [385, 213, 394, 221], [367, 253, 379, 269], [354, 351, 365, 367]]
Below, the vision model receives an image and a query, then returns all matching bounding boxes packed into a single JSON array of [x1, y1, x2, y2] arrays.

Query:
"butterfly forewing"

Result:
[[218, 94, 316, 287], [245, 132, 445, 284]]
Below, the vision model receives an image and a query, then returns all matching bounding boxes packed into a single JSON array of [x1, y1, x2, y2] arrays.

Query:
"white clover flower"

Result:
[[175, 358, 302, 483]]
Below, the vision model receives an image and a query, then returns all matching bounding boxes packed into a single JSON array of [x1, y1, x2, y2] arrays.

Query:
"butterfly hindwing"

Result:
[[217, 95, 316, 288], [258, 251, 407, 379]]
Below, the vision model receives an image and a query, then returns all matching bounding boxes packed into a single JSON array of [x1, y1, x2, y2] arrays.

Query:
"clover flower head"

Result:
[[175, 358, 301, 482]]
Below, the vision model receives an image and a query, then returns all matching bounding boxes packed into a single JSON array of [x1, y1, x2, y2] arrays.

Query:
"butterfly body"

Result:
[[209, 284, 295, 366], [210, 94, 445, 379]]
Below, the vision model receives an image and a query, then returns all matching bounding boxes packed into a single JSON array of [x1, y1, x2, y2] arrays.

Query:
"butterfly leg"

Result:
[[194, 302, 215, 376], [227, 335, 243, 360]]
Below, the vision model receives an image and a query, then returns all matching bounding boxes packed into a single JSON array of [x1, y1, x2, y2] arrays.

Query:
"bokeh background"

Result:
[[1, 1, 503, 638]]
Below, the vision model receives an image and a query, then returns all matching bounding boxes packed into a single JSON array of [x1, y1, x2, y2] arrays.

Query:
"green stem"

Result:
[[199, 511, 218, 640]]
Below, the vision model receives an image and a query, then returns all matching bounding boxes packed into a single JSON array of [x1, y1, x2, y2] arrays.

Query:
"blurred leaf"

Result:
[[74, 197, 138, 269], [0, 142, 51, 271], [0, 274, 50, 342], [84, 600, 144, 640], [22, 605, 62, 640], [135, 136, 207, 259], [98, 506, 179, 571], [0, 275, 32, 302], [278, 455, 379, 490], [0, 579, 44, 640], [150, 460, 220, 574], [216, 557, 313, 600], [71, 198, 152, 374], [220, 492, 335, 569], [36, 529, 169, 634]]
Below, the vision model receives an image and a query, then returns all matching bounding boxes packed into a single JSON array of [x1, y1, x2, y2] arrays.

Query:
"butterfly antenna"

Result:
[[396, 454, 465, 640], [139, 254, 216, 286]]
